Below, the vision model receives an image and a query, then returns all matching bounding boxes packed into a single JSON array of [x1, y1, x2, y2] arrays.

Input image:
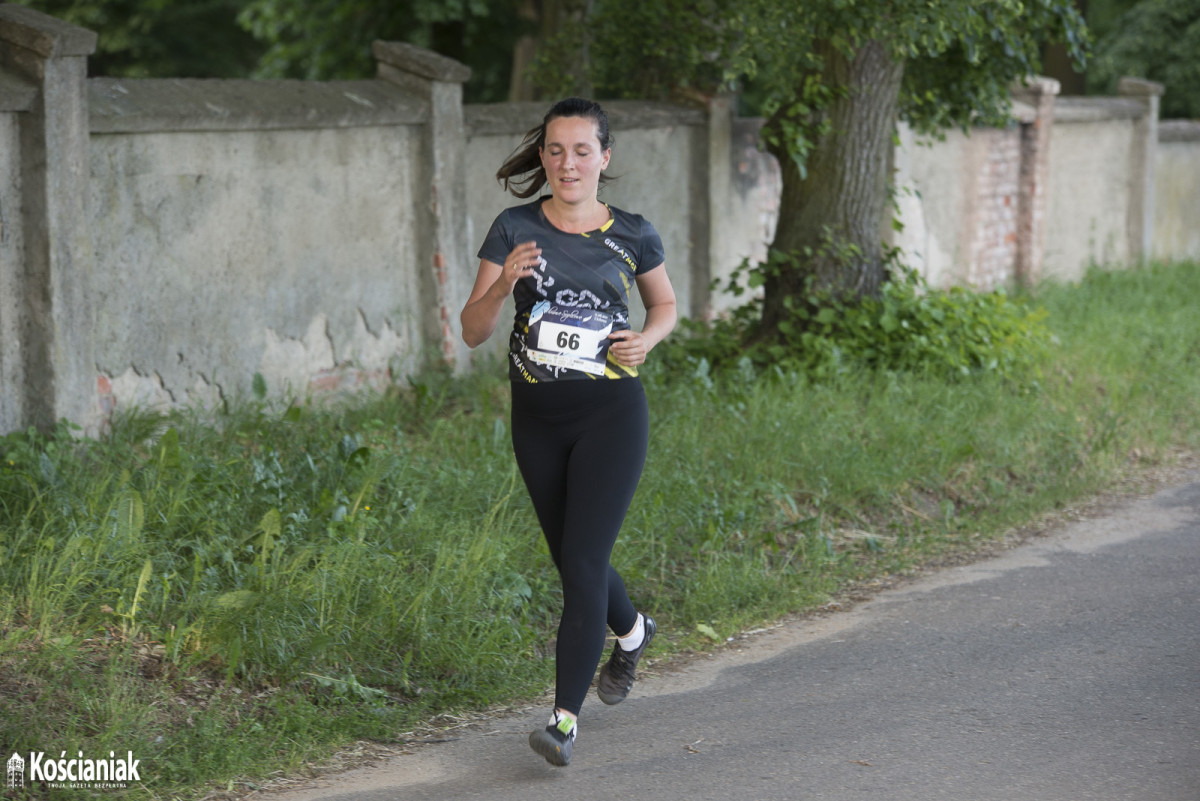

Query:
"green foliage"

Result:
[[522, 0, 747, 102], [15, 0, 264, 78], [894, 0, 1088, 133], [557, 0, 1087, 139], [586, 0, 739, 100], [1089, 0, 1200, 119], [731, 0, 1087, 146], [0, 377, 542, 689], [236, 0, 526, 101], [660, 255, 1051, 385], [523, 0, 746, 101], [18, 0, 529, 101]]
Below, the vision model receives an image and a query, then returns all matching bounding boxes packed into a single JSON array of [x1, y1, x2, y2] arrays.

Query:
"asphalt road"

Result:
[[269, 479, 1200, 801]]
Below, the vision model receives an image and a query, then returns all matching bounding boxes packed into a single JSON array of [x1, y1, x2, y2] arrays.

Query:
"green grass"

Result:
[[1, 260, 1198, 799]]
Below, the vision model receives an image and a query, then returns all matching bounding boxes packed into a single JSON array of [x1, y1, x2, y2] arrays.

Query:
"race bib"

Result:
[[527, 301, 613, 376]]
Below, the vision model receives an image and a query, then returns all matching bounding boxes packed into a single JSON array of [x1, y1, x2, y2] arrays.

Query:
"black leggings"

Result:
[[510, 377, 649, 715]]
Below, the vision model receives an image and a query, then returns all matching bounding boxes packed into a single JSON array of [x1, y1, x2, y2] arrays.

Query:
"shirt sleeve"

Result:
[[637, 217, 666, 275], [476, 209, 514, 265]]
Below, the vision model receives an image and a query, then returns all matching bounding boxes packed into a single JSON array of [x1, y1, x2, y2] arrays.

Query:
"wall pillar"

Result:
[[0, 66, 38, 434], [373, 41, 472, 371], [1119, 76, 1164, 265], [1011, 76, 1059, 289], [0, 4, 99, 432], [692, 93, 733, 321]]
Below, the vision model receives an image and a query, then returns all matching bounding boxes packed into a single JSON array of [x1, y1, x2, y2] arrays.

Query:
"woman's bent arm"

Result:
[[636, 264, 677, 352], [460, 259, 507, 348], [461, 242, 541, 348], [607, 263, 677, 367]]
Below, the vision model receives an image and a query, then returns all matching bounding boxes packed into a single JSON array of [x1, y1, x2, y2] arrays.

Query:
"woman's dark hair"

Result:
[[496, 97, 613, 199]]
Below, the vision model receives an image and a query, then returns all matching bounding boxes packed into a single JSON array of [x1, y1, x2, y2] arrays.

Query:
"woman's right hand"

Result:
[[497, 241, 541, 291]]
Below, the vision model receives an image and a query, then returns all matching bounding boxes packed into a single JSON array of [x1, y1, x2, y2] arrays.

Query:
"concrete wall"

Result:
[[1155, 120, 1200, 262], [1043, 100, 1141, 279], [1, 6, 761, 433], [894, 77, 1193, 290], [87, 79, 429, 411], [894, 124, 1007, 290], [716, 117, 782, 311], [0, 7, 488, 433], [1042, 79, 1165, 282], [884, 80, 1059, 292], [892, 116, 1035, 290]]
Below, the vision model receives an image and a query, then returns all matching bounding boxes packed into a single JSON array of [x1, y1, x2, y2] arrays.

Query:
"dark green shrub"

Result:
[[658, 260, 1052, 385]]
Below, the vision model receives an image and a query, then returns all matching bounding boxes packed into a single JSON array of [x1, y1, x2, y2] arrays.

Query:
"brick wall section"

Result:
[[967, 128, 1022, 290], [307, 367, 392, 395], [962, 78, 1060, 292], [96, 375, 115, 419]]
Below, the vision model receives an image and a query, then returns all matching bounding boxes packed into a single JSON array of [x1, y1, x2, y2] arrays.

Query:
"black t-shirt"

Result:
[[477, 198, 666, 383]]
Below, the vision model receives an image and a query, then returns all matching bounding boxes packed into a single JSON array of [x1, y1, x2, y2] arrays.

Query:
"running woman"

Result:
[[460, 97, 677, 767]]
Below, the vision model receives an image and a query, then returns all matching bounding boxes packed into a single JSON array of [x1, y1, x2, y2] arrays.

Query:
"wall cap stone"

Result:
[[1159, 119, 1200, 143], [1054, 96, 1146, 123], [466, 99, 706, 137], [0, 4, 97, 58], [373, 41, 471, 84], [1012, 75, 1062, 97], [89, 77, 428, 133], [1118, 76, 1165, 97]]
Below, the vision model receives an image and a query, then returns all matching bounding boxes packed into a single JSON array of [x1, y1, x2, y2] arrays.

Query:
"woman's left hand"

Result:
[[607, 329, 648, 367]]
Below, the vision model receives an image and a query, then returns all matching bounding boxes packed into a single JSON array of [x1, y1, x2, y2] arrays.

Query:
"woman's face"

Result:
[[539, 116, 611, 205]]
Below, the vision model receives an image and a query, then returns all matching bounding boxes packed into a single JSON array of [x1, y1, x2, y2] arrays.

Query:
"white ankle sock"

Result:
[[617, 613, 645, 652], [550, 710, 577, 740]]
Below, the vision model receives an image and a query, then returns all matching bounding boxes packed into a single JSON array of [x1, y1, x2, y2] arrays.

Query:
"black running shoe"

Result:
[[596, 615, 656, 705], [528, 715, 575, 767]]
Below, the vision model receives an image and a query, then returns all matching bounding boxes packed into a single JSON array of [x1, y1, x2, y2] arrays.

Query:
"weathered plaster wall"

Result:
[[1042, 100, 1141, 281], [893, 124, 974, 290], [715, 117, 781, 313], [892, 121, 1027, 291], [88, 123, 425, 405], [1155, 120, 1200, 262]]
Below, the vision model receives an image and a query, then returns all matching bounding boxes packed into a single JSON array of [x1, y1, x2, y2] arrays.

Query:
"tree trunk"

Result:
[[508, 0, 541, 101], [760, 39, 905, 334], [507, 0, 594, 101]]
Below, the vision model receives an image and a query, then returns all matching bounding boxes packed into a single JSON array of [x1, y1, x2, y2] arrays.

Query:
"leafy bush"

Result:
[[659, 259, 1052, 384]]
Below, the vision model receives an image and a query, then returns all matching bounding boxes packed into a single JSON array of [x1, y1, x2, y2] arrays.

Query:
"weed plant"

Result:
[[0, 261, 1197, 798]]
